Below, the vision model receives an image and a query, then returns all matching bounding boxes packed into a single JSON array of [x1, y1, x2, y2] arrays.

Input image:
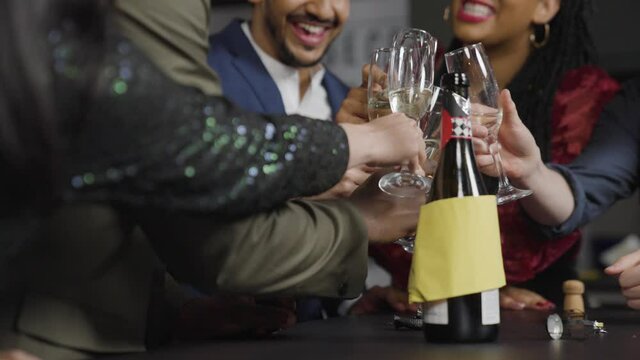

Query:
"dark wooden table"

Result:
[[117, 309, 640, 359]]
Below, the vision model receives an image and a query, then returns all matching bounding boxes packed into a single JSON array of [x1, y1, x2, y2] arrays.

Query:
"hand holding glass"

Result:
[[444, 43, 532, 205], [378, 29, 437, 198], [367, 48, 392, 120], [394, 85, 444, 253]]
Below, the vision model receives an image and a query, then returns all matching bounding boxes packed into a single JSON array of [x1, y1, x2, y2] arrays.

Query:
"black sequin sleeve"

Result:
[[60, 35, 350, 216]]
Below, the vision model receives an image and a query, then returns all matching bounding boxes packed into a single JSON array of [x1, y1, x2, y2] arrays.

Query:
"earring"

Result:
[[443, 5, 450, 22], [529, 23, 550, 49]]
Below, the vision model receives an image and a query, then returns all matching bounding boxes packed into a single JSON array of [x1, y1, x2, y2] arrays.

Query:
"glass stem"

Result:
[[488, 139, 511, 189]]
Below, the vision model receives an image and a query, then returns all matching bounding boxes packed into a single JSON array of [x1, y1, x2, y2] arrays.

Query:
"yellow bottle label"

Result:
[[409, 195, 505, 303]]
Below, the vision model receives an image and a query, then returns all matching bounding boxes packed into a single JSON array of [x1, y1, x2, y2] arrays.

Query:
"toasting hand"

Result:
[[348, 170, 424, 243], [473, 90, 542, 184], [308, 165, 376, 199], [336, 63, 389, 124], [605, 249, 640, 310], [341, 113, 426, 173], [336, 91, 368, 125]]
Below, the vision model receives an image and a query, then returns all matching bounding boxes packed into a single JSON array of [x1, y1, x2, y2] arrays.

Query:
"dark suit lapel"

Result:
[[222, 20, 285, 114], [322, 72, 349, 121]]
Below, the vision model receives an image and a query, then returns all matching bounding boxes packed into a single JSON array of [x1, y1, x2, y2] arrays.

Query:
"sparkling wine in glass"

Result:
[[422, 86, 444, 171], [367, 48, 392, 120], [368, 47, 426, 252], [444, 43, 532, 205], [394, 85, 444, 254], [378, 29, 437, 198], [388, 86, 434, 121]]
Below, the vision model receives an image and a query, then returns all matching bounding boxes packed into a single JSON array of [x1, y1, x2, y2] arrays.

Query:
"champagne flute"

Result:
[[378, 29, 437, 198], [368, 47, 418, 252], [367, 48, 392, 120], [394, 85, 444, 254], [421, 85, 444, 178], [444, 43, 532, 205]]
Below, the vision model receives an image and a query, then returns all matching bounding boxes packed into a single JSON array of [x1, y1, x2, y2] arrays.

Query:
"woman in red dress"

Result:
[[356, 0, 621, 314]]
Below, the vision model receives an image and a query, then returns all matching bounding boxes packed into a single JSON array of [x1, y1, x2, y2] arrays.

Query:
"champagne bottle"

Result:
[[422, 73, 500, 343]]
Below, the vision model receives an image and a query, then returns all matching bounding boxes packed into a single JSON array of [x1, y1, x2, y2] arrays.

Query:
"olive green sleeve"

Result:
[[112, 0, 222, 95], [137, 200, 368, 299]]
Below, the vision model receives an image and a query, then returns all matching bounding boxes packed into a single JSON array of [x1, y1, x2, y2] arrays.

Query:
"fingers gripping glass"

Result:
[[378, 29, 437, 198], [367, 48, 392, 120], [444, 43, 532, 205], [421, 86, 443, 175], [395, 86, 444, 253]]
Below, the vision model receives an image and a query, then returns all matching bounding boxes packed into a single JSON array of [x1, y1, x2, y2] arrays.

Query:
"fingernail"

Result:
[[536, 301, 556, 310]]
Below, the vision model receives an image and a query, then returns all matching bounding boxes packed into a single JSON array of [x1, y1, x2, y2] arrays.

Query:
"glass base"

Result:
[[496, 185, 533, 205], [379, 171, 432, 198]]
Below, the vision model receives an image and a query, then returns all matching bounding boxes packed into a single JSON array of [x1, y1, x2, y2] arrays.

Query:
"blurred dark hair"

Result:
[[509, 0, 597, 161], [0, 0, 108, 212], [449, 0, 597, 161]]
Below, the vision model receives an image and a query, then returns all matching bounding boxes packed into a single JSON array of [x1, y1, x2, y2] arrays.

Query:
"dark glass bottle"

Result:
[[422, 73, 499, 343]]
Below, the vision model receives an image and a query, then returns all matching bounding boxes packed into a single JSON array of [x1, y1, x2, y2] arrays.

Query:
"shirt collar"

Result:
[[240, 21, 326, 90]]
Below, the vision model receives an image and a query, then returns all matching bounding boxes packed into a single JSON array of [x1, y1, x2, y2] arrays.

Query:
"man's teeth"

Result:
[[463, 2, 493, 17], [298, 23, 325, 34]]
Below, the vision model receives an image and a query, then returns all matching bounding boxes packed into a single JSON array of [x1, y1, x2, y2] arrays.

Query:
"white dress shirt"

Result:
[[241, 22, 332, 121]]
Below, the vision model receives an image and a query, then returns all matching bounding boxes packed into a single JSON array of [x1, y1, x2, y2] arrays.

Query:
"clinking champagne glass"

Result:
[[378, 28, 437, 198], [368, 47, 417, 252], [367, 48, 392, 120], [444, 43, 532, 205], [367, 48, 424, 253], [421, 85, 443, 178], [394, 85, 444, 254]]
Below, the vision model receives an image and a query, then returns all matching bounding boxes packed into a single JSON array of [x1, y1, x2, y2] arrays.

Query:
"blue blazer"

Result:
[[208, 19, 349, 119]]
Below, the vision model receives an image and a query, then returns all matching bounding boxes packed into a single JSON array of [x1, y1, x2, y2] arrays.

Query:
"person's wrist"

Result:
[[516, 157, 547, 190], [340, 123, 374, 168]]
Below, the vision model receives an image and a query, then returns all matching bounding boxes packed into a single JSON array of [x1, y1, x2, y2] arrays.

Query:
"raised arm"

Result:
[[134, 172, 423, 297], [60, 32, 421, 216], [474, 90, 575, 225], [477, 81, 640, 235], [556, 79, 640, 227]]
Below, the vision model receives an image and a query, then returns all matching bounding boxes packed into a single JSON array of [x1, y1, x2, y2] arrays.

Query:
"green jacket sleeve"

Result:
[[112, 0, 221, 96], [136, 199, 368, 299]]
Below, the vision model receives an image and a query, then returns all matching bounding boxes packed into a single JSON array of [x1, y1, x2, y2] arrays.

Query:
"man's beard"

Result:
[[264, 12, 335, 68]]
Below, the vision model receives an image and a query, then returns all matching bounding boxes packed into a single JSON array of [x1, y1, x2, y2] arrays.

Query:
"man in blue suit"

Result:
[[209, 0, 372, 200], [209, 0, 350, 122], [208, 0, 371, 321]]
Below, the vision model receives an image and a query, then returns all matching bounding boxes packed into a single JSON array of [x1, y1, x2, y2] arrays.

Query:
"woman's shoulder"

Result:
[[553, 65, 621, 117], [556, 65, 620, 98], [551, 65, 621, 163]]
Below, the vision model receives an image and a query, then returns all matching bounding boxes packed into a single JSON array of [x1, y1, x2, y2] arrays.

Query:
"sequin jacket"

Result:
[[370, 66, 620, 289], [55, 28, 350, 217]]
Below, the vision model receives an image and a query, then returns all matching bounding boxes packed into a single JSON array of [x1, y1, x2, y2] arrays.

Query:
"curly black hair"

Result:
[[448, 0, 597, 162], [508, 0, 597, 161]]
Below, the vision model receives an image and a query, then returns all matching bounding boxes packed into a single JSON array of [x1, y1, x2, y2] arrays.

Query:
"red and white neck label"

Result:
[[441, 109, 472, 148]]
